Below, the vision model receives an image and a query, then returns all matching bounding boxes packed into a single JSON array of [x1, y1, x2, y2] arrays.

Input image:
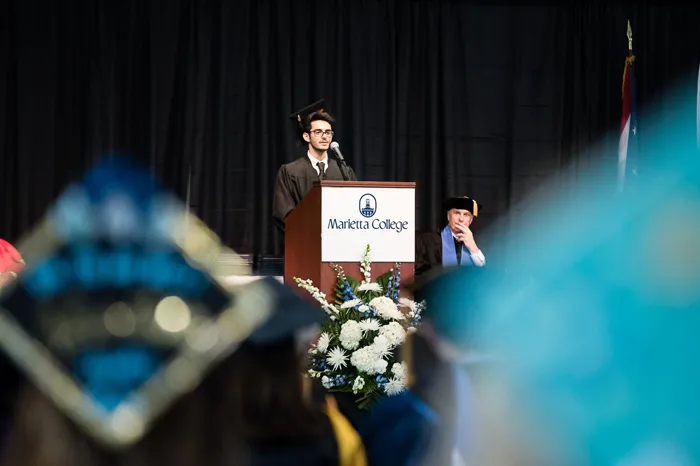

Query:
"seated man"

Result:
[[415, 196, 486, 276]]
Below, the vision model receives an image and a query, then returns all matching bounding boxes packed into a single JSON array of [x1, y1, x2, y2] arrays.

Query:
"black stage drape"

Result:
[[2, 2, 700, 265]]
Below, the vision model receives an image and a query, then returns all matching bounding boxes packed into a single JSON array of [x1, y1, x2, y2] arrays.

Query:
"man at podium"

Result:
[[415, 196, 486, 275], [273, 100, 358, 230]]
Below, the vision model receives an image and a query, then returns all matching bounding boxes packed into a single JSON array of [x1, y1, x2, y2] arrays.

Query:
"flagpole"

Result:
[[627, 20, 633, 55]]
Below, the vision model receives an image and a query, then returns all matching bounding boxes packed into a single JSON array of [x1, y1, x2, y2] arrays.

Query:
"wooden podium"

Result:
[[284, 181, 416, 300]]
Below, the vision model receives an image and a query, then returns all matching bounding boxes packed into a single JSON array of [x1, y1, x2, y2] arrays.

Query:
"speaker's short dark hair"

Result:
[[303, 110, 335, 133]]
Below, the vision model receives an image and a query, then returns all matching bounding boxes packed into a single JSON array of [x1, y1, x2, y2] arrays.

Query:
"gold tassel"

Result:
[[462, 195, 478, 217], [402, 332, 416, 388], [621, 55, 636, 99]]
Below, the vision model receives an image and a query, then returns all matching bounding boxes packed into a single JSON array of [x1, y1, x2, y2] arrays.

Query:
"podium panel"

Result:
[[321, 185, 415, 263], [284, 181, 415, 300]]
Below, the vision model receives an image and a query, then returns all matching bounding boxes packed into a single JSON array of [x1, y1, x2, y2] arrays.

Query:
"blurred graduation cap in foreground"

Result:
[[0, 154, 326, 450], [245, 277, 327, 346]]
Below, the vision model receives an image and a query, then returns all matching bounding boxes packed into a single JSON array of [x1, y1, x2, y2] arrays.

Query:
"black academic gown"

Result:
[[273, 156, 358, 231], [415, 230, 464, 276], [246, 416, 365, 466]]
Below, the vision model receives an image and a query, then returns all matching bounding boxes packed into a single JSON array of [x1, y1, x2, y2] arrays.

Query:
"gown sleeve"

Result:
[[345, 165, 359, 181], [415, 232, 441, 276], [272, 165, 297, 231]]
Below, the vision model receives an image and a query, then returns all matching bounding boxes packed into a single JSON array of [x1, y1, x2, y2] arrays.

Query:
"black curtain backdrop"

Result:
[[2, 1, 700, 264]]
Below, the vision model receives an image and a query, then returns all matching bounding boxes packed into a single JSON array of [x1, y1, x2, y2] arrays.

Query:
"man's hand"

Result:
[[454, 223, 479, 253]]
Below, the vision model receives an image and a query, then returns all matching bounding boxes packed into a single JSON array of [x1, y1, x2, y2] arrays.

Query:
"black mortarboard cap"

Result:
[[442, 196, 483, 217], [0, 154, 274, 450], [246, 277, 328, 346], [289, 99, 327, 136]]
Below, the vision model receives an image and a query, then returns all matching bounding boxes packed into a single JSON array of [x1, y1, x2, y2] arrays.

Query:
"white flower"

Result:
[[358, 282, 382, 293], [352, 376, 366, 394], [359, 318, 380, 333], [294, 278, 339, 316], [398, 297, 417, 312], [370, 335, 392, 359], [339, 320, 363, 350], [322, 375, 333, 389], [384, 378, 407, 396], [407, 326, 417, 334], [327, 347, 349, 370], [379, 322, 406, 346], [358, 304, 369, 313], [391, 362, 407, 382], [373, 358, 388, 375], [370, 296, 405, 321], [349, 345, 389, 376], [349, 347, 371, 372], [341, 298, 362, 309], [350, 346, 379, 374], [316, 332, 330, 353], [308, 369, 323, 379]]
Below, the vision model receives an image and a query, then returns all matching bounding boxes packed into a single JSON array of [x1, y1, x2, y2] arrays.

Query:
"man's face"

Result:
[[448, 208, 473, 231], [303, 120, 333, 153]]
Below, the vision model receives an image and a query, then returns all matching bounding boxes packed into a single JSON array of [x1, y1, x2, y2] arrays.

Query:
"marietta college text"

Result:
[[327, 218, 409, 233]]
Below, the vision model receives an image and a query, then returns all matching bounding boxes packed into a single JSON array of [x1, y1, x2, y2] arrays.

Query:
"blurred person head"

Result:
[[404, 266, 533, 466], [222, 291, 331, 446], [407, 266, 507, 362]]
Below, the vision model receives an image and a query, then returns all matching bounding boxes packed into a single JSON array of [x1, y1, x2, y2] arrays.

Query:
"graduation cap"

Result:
[[245, 277, 328, 346], [289, 99, 328, 137], [443, 196, 482, 217], [0, 154, 278, 450], [404, 266, 509, 351]]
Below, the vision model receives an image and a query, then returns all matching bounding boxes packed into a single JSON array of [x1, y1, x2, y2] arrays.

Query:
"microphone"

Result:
[[329, 142, 345, 163]]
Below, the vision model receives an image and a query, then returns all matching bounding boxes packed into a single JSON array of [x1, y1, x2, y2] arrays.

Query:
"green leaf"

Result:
[[334, 282, 346, 306], [375, 271, 392, 294], [356, 389, 381, 409]]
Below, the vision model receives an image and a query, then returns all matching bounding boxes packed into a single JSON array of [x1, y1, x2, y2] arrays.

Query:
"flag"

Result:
[[618, 53, 638, 192]]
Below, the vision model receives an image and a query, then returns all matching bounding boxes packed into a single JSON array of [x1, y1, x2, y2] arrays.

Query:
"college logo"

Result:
[[359, 194, 377, 218]]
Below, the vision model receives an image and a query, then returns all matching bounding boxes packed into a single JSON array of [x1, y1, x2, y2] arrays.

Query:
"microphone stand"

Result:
[[330, 149, 350, 181]]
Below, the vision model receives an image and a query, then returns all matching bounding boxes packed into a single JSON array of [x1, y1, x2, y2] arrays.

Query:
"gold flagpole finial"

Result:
[[626, 20, 633, 52]]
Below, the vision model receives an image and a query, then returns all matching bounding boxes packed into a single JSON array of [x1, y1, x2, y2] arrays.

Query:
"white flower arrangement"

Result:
[[295, 244, 425, 409]]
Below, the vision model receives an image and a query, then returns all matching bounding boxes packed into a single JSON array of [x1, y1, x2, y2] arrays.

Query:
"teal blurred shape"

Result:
[[467, 82, 700, 464]]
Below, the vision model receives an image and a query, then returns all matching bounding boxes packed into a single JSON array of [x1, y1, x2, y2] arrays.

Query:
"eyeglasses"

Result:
[[309, 130, 334, 137]]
